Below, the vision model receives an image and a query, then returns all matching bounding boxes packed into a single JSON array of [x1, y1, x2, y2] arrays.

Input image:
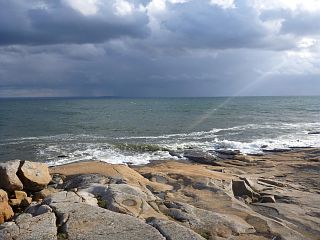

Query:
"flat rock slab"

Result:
[[149, 218, 206, 240], [50, 202, 165, 240], [0, 212, 57, 240]]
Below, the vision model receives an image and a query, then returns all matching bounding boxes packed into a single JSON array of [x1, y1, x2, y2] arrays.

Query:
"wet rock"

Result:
[[232, 180, 260, 199], [163, 201, 255, 238], [263, 149, 291, 153], [0, 212, 57, 240], [48, 199, 165, 240], [0, 160, 23, 192], [184, 150, 221, 165], [214, 149, 241, 155], [169, 151, 183, 158], [308, 131, 320, 135], [17, 161, 51, 191], [148, 218, 206, 240]]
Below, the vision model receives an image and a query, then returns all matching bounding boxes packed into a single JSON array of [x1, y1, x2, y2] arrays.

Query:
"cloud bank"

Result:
[[0, 0, 319, 97]]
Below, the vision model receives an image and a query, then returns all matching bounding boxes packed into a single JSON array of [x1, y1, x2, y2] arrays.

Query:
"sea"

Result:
[[0, 96, 319, 166]]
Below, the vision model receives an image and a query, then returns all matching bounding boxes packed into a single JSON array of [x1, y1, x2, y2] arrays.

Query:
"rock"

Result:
[[8, 199, 21, 207], [261, 195, 276, 203], [257, 178, 287, 187], [308, 131, 320, 135], [76, 191, 98, 206], [148, 218, 206, 240], [33, 187, 60, 202], [43, 191, 83, 205], [25, 203, 52, 216], [17, 161, 51, 191], [80, 183, 164, 219], [62, 174, 113, 190], [0, 160, 23, 192], [169, 151, 183, 158], [9, 191, 32, 208], [184, 150, 221, 165], [0, 190, 9, 202], [262, 149, 291, 153], [48, 173, 64, 188], [232, 180, 260, 199], [163, 201, 255, 238], [14, 190, 27, 200], [0, 212, 57, 240], [0, 191, 14, 224], [214, 149, 241, 155], [45, 192, 165, 240]]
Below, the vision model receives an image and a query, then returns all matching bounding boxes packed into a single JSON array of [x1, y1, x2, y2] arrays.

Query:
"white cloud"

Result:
[[210, 0, 235, 9], [114, 0, 133, 16], [63, 0, 99, 16], [253, 0, 320, 12]]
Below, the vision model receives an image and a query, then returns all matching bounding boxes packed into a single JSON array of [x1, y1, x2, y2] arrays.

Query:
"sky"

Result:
[[0, 0, 320, 97]]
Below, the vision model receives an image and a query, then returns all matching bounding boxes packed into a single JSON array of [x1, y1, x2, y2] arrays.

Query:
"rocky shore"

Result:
[[0, 148, 319, 240]]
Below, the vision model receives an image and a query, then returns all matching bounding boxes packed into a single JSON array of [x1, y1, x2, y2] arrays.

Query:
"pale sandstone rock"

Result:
[[0, 160, 23, 192], [18, 161, 51, 191], [0, 190, 14, 224]]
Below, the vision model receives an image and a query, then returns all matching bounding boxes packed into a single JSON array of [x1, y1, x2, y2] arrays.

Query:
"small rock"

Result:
[[8, 199, 21, 207], [14, 190, 27, 200], [17, 161, 51, 191], [0, 191, 14, 224], [0, 160, 23, 192], [33, 187, 60, 202], [308, 131, 320, 135]]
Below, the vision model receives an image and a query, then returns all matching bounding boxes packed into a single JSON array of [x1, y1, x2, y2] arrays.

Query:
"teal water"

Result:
[[0, 96, 319, 165]]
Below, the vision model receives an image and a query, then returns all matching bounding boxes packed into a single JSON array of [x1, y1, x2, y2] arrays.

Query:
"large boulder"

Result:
[[0, 190, 14, 224], [0, 160, 23, 192], [17, 161, 51, 191], [0, 212, 57, 240]]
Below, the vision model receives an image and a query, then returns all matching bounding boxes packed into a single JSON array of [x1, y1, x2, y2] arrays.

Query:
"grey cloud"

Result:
[[0, 0, 150, 46]]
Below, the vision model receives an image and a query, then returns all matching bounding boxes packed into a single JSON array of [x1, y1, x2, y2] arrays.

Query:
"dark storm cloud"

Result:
[[0, 0, 320, 97], [0, 0, 149, 46]]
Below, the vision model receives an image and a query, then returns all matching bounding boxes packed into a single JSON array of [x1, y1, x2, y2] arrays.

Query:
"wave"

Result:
[[2, 121, 320, 166]]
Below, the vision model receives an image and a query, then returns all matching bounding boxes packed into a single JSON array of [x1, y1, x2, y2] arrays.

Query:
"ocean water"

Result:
[[0, 96, 319, 166]]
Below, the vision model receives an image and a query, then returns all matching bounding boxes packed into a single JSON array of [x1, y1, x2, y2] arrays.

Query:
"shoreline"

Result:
[[1, 147, 319, 239]]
